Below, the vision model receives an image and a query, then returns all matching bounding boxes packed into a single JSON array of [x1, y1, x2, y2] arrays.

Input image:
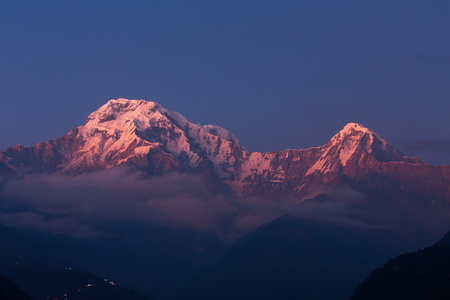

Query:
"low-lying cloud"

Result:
[[1, 167, 447, 243], [0, 167, 223, 237], [0, 167, 373, 240]]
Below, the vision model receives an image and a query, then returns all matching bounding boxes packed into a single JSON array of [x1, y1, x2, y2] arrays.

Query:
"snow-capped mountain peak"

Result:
[[329, 122, 389, 158], [58, 99, 245, 175], [339, 122, 374, 135], [85, 99, 167, 128], [305, 122, 407, 175]]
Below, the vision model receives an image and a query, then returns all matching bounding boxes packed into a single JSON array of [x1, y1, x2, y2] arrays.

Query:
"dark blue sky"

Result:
[[1, 1, 449, 165]]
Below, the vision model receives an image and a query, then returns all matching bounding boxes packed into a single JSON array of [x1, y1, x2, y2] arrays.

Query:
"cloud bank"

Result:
[[0, 167, 374, 240], [1, 167, 447, 243]]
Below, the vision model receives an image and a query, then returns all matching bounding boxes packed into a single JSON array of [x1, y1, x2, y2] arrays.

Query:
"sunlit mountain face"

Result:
[[0, 99, 449, 300]]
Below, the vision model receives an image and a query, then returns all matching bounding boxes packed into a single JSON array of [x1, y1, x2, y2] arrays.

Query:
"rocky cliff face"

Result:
[[1, 99, 449, 204]]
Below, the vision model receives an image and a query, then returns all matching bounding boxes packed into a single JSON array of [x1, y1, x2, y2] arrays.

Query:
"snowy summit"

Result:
[[0, 98, 429, 199]]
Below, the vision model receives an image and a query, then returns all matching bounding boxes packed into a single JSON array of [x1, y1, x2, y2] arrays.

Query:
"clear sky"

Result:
[[1, 1, 449, 165]]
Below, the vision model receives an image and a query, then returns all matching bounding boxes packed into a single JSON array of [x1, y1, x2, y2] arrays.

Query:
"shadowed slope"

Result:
[[350, 229, 450, 300], [182, 216, 416, 300]]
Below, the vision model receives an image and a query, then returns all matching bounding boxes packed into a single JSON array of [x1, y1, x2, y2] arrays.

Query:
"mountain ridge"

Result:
[[1, 98, 449, 202]]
